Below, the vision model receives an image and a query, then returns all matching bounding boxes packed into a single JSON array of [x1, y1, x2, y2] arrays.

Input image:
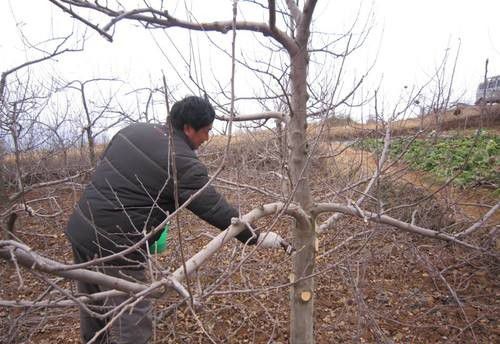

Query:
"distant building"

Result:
[[476, 75, 500, 104]]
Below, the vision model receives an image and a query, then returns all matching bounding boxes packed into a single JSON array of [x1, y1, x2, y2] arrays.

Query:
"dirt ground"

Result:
[[1, 121, 499, 343]]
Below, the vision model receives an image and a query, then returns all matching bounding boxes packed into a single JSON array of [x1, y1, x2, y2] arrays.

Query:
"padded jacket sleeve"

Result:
[[176, 154, 256, 245]]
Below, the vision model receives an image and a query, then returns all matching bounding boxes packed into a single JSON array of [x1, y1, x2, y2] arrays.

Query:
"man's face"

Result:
[[183, 124, 212, 149]]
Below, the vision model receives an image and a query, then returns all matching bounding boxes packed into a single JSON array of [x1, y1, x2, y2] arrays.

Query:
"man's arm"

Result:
[[177, 161, 257, 244], [174, 154, 293, 253]]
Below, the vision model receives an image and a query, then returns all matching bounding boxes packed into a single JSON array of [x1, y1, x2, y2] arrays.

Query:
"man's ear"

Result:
[[183, 124, 193, 135]]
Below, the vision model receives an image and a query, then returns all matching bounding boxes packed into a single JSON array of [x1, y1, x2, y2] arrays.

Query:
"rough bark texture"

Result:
[[81, 86, 97, 167], [285, 2, 318, 342], [288, 27, 315, 344]]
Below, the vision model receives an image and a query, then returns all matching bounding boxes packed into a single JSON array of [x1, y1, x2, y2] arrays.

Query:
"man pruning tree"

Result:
[[66, 96, 293, 344]]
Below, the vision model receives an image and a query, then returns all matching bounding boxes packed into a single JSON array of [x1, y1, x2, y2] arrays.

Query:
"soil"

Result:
[[1, 127, 499, 343]]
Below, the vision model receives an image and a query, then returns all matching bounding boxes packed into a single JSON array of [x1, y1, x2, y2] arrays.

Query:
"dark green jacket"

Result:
[[66, 123, 254, 266]]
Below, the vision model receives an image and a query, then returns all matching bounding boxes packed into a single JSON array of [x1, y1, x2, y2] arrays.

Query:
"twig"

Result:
[[455, 201, 499, 239], [48, 0, 113, 42]]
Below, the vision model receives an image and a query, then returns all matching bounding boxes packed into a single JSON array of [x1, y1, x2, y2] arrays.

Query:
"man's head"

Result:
[[170, 96, 215, 149]]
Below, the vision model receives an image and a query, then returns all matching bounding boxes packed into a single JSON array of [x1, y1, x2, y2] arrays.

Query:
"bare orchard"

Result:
[[1, 127, 498, 343]]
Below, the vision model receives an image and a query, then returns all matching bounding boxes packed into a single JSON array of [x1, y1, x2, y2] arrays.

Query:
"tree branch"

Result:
[[47, 0, 113, 41], [7, 168, 93, 203], [311, 203, 483, 251], [216, 111, 285, 122], [0, 240, 191, 302], [454, 201, 500, 239], [285, 0, 301, 23], [318, 124, 391, 233], [172, 202, 307, 282], [49, 0, 299, 55], [268, 0, 276, 30]]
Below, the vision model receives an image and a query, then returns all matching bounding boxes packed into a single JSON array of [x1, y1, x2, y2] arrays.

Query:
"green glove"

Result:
[[149, 223, 169, 254]]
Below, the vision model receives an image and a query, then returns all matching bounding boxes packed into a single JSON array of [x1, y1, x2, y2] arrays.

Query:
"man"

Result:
[[66, 96, 291, 344]]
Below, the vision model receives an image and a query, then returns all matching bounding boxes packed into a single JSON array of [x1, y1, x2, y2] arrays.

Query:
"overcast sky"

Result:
[[1, 0, 499, 121]]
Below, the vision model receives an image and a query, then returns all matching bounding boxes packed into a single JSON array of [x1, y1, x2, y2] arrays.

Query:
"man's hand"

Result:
[[257, 231, 295, 255]]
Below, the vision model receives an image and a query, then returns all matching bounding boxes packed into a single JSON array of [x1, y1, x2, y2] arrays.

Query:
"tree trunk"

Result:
[[81, 86, 96, 166], [288, 48, 315, 343], [86, 127, 96, 166]]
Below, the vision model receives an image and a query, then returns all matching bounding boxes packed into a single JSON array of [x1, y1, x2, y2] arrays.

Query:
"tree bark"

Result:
[[81, 85, 97, 166], [285, 1, 317, 341], [288, 35, 315, 344]]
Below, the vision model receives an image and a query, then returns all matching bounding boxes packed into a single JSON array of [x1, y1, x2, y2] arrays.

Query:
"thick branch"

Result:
[[285, 0, 301, 23], [172, 202, 307, 282], [300, 0, 318, 30], [296, 0, 317, 42], [268, 0, 276, 30], [50, 0, 299, 55], [216, 111, 285, 122], [0, 241, 147, 293], [0, 240, 190, 302], [312, 203, 482, 251]]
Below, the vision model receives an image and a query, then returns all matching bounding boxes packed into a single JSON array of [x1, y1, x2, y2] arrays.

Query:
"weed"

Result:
[[356, 132, 499, 187]]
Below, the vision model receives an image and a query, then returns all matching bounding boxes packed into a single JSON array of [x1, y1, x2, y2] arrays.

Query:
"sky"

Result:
[[1, 0, 499, 123]]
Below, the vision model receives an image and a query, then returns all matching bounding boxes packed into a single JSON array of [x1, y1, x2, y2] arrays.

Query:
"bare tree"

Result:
[[57, 78, 124, 166], [0, 34, 84, 237], [0, 1, 497, 343]]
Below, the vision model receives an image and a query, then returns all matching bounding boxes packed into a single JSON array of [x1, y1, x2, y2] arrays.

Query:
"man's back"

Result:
[[66, 123, 176, 265]]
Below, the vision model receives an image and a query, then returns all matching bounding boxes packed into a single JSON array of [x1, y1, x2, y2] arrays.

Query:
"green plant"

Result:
[[356, 133, 499, 187]]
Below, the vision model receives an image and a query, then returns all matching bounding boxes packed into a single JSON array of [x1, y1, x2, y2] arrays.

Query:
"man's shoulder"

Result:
[[121, 122, 166, 134], [114, 123, 168, 144]]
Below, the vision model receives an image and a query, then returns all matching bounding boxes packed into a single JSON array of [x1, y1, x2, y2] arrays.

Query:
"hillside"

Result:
[[317, 104, 500, 141]]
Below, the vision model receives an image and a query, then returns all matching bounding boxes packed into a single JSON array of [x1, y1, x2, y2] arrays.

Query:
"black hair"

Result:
[[170, 96, 215, 131]]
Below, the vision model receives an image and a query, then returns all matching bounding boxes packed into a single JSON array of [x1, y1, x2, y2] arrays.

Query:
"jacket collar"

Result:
[[173, 127, 196, 151]]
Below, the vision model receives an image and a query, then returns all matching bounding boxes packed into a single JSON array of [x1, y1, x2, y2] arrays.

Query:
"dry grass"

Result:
[[313, 104, 500, 140], [205, 105, 500, 150]]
